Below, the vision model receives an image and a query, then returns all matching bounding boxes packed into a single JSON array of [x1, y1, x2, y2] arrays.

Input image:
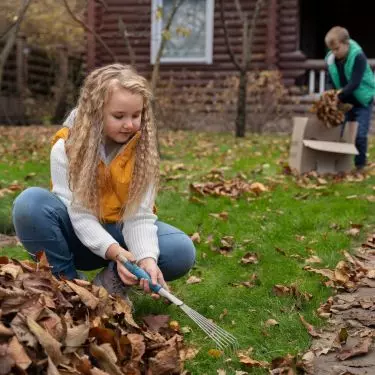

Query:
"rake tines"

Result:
[[180, 304, 239, 352]]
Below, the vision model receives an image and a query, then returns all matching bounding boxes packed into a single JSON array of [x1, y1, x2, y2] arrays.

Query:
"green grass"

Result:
[[1, 126, 374, 374]]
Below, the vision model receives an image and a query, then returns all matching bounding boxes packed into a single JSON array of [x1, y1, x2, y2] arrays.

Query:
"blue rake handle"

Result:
[[117, 255, 162, 294]]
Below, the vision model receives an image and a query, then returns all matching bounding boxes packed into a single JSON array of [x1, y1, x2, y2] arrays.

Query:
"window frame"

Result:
[[150, 0, 214, 64]]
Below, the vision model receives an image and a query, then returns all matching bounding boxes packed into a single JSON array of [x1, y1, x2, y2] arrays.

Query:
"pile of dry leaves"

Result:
[[190, 170, 268, 199], [0, 254, 188, 375], [311, 90, 352, 128]]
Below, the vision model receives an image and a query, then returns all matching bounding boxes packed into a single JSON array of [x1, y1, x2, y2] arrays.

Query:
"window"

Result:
[[151, 0, 214, 64]]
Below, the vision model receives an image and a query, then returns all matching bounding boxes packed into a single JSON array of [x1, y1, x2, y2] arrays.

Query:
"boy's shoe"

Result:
[[92, 261, 132, 305]]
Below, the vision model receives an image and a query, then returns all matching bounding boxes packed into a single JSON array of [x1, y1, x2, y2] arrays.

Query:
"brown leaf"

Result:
[[299, 314, 321, 338], [179, 346, 199, 361], [238, 353, 269, 368], [190, 232, 201, 243], [346, 227, 361, 237], [128, 334, 145, 362], [65, 280, 99, 309], [337, 337, 372, 360], [0, 263, 22, 279], [249, 182, 268, 195], [305, 255, 322, 264], [11, 314, 39, 348], [8, 336, 32, 370], [209, 211, 229, 221], [0, 322, 13, 337], [264, 319, 279, 328], [208, 349, 223, 358], [113, 298, 139, 329], [186, 276, 202, 284], [64, 321, 90, 354], [90, 343, 123, 375], [148, 346, 181, 375], [89, 327, 115, 346], [241, 252, 259, 264], [0, 343, 15, 375], [47, 357, 60, 375], [143, 315, 169, 332], [26, 316, 64, 364]]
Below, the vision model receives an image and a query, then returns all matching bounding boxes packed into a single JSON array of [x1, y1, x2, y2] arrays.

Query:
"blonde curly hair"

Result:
[[65, 64, 159, 219]]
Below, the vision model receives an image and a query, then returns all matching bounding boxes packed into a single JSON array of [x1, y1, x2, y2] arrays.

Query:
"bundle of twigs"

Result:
[[311, 90, 352, 128]]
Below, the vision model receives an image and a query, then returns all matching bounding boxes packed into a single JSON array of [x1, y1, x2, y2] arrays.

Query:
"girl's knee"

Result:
[[13, 187, 61, 229], [159, 233, 196, 281], [13, 187, 48, 214]]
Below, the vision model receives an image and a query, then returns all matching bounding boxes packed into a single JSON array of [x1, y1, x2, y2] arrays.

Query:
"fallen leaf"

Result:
[[264, 319, 279, 328], [241, 252, 259, 264], [179, 346, 199, 361], [0, 343, 15, 375], [65, 280, 99, 309], [209, 211, 229, 221], [7, 336, 31, 370], [143, 315, 170, 332], [346, 227, 361, 237], [64, 321, 90, 354], [208, 348, 223, 358], [90, 343, 122, 375], [238, 353, 269, 368], [186, 276, 202, 284], [128, 333, 146, 362], [299, 314, 321, 338], [26, 316, 63, 364], [305, 255, 322, 264], [148, 345, 180, 375], [249, 182, 268, 195], [169, 320, 180, 332], [190, 232, 201, 243], [337, 337, 372, 360]]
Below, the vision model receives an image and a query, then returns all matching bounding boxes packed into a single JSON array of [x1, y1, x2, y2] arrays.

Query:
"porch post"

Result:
[[87, 0, 96, 72], [266, 0, 277, 69]]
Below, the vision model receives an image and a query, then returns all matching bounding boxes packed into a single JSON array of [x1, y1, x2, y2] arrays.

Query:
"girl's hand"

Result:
[[138, 257, 168, 299], [105, 244, 139, 286]]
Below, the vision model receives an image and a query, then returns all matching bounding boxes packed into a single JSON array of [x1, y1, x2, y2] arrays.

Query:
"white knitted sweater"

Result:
[[50, 110, 159, 262]]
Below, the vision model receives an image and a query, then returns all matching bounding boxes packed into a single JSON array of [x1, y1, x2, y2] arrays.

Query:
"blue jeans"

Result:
[[345, 104, 373, 168], [12, 187, 196, 281]]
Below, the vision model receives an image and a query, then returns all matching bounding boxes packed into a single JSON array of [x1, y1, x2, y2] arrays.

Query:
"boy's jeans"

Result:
[[12, 187, 196, 281], [345, 103, 373, 168]]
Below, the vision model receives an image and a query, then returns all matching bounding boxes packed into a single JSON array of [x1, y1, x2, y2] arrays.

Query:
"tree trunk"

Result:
[[53, 46, 69, 123], [0, 0, 32, 93], [235, 70, 247, 138]]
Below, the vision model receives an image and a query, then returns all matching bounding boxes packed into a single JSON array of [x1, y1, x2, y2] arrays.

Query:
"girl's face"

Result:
[[103, 85, 143, 144]]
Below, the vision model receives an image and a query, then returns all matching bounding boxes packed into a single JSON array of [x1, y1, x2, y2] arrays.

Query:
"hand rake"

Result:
[[116, 254, 239, 352]]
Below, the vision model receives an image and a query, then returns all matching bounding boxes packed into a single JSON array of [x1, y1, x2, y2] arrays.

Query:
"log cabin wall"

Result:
[[87, 0, 274, 89], [278, 0, 307, 87]]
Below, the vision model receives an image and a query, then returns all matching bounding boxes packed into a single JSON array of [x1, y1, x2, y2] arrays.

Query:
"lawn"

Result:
[[0, 126, 374, 374]]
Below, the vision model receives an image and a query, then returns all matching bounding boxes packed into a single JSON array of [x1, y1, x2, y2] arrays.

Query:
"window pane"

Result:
[[162, 0, 207, 58]]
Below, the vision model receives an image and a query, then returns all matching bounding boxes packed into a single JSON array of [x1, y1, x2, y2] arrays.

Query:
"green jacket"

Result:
[[326, 39, 375, 106]]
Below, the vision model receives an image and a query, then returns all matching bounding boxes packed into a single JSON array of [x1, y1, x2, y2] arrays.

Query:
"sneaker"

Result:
[[92, 261, 132, 305]]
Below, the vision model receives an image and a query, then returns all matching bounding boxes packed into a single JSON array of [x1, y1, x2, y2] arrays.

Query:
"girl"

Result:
[[12, 64, 196, 302]]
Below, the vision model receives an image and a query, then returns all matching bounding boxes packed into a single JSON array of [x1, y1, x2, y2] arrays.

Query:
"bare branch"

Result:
[[0, 0, 32, 41], [62, 0, 118, 62], [234, 0, 246, 23], [118, 17, 136, 66], [151, 0, 184, 92], [246, 0, 265, 70], [220, 0, 242, 71], [0, 0, 33, 92], [94, 0, 108, 10]]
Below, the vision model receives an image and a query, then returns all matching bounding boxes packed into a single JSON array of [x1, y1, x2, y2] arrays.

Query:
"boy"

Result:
[[325, 26, 375, 170]]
